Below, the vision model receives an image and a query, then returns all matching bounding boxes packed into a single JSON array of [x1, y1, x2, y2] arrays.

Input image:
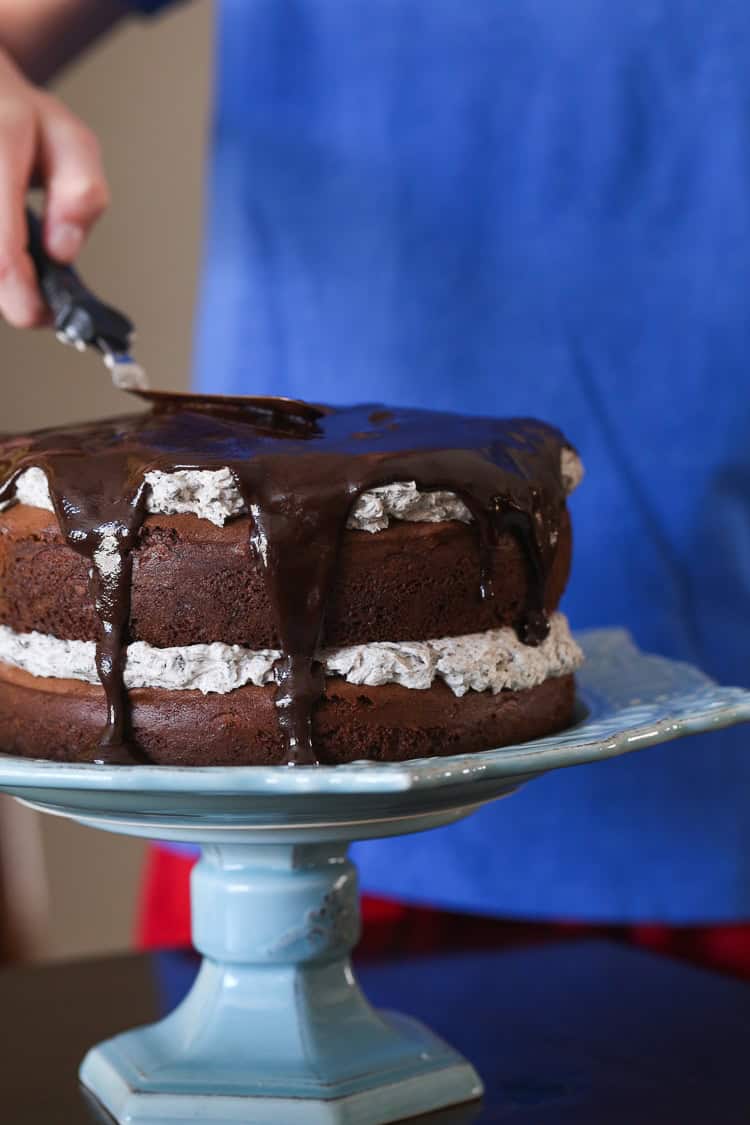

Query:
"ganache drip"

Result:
[[0, 399, 572, 766]]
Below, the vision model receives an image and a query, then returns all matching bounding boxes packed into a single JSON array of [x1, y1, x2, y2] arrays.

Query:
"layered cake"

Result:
[[0, 395, 583, 766]]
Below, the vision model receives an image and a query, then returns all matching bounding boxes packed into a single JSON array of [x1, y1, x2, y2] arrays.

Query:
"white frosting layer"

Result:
[[346, 481, 471, 532], [13, 466, 56, 512], [0, 613, 582, 698], [323, 612, 582, 696], [9, 450, 582, 531], [560, 446, 584, 493], [145, 467, 246, 526]]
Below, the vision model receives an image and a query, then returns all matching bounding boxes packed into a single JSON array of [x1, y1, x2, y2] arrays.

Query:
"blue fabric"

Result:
[[186, 0, 750, 921]]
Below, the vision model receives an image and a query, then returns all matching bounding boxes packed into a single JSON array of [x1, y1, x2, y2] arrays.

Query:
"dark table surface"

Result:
[[2, 938, 749, 1124]]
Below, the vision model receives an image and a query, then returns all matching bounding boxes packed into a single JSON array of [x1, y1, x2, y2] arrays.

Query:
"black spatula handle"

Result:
[[25, 208, 134, 353]]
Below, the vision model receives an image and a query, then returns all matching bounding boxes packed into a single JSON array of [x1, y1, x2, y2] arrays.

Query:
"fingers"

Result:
[[0, 73, 110, 331], [38, 98, 110, 264], [0, 100, 46, 328]]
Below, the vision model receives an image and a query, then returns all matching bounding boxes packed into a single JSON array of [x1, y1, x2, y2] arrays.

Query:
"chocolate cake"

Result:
[[0, 396, 583, 766]]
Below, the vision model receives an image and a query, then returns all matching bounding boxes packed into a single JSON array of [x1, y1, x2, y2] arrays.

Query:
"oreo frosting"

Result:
[[0, 395, 578, 766]]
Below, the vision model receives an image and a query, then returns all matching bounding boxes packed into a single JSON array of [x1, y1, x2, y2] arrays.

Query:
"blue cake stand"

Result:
[[0, 628, 748, 1125]]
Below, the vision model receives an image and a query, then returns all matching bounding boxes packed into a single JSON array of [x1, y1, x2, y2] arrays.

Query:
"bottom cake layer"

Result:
[[0, 662, 575, 765]]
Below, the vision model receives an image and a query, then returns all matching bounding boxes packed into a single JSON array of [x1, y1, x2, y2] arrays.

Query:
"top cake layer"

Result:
[[0, 397, 579, 765]]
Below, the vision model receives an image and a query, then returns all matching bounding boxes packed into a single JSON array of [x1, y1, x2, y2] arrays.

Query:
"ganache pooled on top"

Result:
[[0, 395, 574, 766]]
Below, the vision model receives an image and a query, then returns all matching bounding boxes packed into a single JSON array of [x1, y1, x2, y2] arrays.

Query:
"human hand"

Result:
[[0, 45, 109, 328]]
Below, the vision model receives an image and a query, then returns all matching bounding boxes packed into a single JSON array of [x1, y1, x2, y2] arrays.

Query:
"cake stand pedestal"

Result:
[[84, 838, 483, 1125], [1, 629, 748, 1125]]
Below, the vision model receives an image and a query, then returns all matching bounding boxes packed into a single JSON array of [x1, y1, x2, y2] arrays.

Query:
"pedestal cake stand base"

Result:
[[81, 843, 482, 1125], [2, 631, 749, 1125]]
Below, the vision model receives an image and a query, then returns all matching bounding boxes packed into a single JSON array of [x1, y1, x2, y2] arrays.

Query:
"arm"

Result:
[[0, 0, 128, 83], [0, 1, 131, 327]]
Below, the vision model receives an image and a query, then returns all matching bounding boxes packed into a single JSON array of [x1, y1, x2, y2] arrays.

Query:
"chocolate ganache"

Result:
[[0, 396, 573, 766]]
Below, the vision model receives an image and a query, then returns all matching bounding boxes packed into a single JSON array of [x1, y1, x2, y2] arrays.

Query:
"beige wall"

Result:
[[0, 0, 212, 960]]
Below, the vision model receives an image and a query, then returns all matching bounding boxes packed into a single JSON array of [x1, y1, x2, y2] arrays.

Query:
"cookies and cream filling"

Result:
[[0, 612, 582, 698], [9, 448, 583, 531]]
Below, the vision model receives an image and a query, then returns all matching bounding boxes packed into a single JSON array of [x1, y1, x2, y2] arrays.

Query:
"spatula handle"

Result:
[[25, 207, 134, 354]]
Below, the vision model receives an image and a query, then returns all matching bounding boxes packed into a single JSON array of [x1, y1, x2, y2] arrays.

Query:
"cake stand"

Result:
[[0, 628, 748, 1125]]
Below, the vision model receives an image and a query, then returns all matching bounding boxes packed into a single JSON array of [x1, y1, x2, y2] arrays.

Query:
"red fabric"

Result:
[[137, 845, 750, 979], [139, 846, 194, 951]]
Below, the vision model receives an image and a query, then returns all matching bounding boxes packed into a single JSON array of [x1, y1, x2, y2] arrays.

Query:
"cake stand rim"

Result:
[[0, 628, 746, 800]]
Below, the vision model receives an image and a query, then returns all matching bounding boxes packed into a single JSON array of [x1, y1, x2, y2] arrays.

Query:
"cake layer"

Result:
[[0, 504, 572, 648], [0, 660, 576, 765], [0, 613, 582, 696]]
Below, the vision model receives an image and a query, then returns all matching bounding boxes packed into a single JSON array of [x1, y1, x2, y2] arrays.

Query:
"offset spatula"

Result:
[[24, 208, 322, 431], [25, 207, 148, 390]]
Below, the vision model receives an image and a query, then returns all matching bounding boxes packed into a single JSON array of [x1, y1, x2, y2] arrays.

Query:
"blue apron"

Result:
[[134, 0, 750, 921]]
